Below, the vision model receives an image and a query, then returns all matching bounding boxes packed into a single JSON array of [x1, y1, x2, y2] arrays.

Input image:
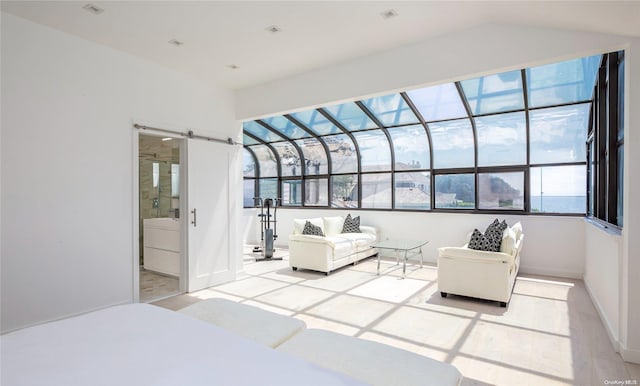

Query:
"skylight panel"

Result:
[[250, 145, 278, 177], [323, 102, 377, 131], [290, 110, 342, 135], [295, 138, 328, 175], [324, 134, 357, 174], [261, 116, 310, 139], [271, 142, 301, 177], [460, 70, 524, 115], [243, 134, 260, 145], [526, 54, 601, 108], [242, 148, 256, 177], [406, 83, 467, 122], [361, 94, 418, 127], [243, 121, 284, 142], [387, 125, 430, 170]]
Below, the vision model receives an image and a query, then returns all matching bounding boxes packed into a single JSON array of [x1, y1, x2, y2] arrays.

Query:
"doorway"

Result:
[[138, 133, 185, 302]]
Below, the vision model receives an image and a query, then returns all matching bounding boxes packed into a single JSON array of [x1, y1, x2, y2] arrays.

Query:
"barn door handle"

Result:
[[191, 208, 197, 227]]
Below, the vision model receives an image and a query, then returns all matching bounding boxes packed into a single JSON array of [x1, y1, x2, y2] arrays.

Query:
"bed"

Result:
[[1, 303, 365, 386]]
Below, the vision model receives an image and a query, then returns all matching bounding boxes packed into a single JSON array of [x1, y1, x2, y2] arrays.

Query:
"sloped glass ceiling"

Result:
[[243, 53, 603, 213]]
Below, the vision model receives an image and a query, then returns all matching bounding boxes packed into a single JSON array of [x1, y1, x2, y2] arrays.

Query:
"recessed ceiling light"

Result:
[[227, 64, 239, 70], [82, 3, 104, 15], [265, 25, 281, 33], [161, 137, 172, 141], [380, 9, 398, 20], [168, 39, 184, 47]]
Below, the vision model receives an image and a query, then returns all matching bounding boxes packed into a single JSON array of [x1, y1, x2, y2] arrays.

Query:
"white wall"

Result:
[[243, 208, 586, 278], [0, 13, 237, 332], [584, 222, 622, 350], [235, 23, 640, 362]]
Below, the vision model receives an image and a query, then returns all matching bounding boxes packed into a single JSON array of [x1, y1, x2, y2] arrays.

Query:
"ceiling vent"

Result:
[[82, 4, 104, 15], [227, 64, 240, 70], [168, 39, 184, 47], [265, 25, 281, 34], [380, 9, 398, 20]]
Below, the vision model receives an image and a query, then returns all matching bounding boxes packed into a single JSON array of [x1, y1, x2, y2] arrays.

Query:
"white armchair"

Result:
[[437, 222, 523, 307]]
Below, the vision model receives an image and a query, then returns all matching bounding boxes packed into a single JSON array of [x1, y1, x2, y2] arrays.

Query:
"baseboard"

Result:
[[621, 344, 640, 364], [584, 279, 620, 353], [519, 265, 583, 279]]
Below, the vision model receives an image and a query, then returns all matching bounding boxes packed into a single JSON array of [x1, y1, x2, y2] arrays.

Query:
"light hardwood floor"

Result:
[[153, 247, 639, 386]]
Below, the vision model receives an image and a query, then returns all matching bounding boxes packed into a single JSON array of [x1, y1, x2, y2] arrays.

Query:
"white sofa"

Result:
[[288, 216, 378, 275], [437, 222, 524, 307]]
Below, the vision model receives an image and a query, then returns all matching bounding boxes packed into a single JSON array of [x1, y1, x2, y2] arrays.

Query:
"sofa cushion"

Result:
[[468, 229, 493, 251], [337, 232, 376, 247], [293, 218, 323, 235], [323, 216, 345, 237], [500, 227, 517, 255], [302, 221, 325, 236], [484, 219, 508, 252], [342, 214, 361, 233], [327, 236, 357, 260], [511, 221, 523, 240]]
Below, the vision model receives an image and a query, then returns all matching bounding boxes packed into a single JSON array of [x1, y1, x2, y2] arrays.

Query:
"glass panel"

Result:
[[475, 112, 526, 166], [527, 54, 601, 107], [171, 164, 180, 198], [530, 165, 586, 213], [290, 110, 342, 135], [588, 140, 595, 216], [406, 83, 467, 121], [243, 148, 256, 177], [325, 134, 357, 174], [429, 119, 474, 168], [281, 180, 302, 206], [435, 174, 475, 209], [351, 130, 391, 172], [243, 134, 260, 145], [243, 121, 284, 142], [258, 178, 278, 201], [251, 145, 278, 177], [361, 94, 418, 126], [530, 103, 590, 164], [332, 174, 358, 208], [295, 138, 328, 175], [243, 179, 255, 207], [324, 102, 376, 131], [261, 116, 310, 139], [271, 142, 301, 176], [617, 145, 623, 226], [460, 70, 524, 115], [478, 172, 524, 210], [305, 178, 328, 206], [388, 125, 430, 170], [395, 171, 430, 210], [361, 173, 391, 209], [618, 55, 625, 141]]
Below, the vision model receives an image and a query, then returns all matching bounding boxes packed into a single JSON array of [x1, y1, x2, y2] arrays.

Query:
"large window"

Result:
[[242, 53, 620, 218], [588, 51, 624, 227]]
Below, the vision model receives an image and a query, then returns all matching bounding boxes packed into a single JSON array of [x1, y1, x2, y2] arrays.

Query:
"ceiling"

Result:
[[2, 1, 639, 90]]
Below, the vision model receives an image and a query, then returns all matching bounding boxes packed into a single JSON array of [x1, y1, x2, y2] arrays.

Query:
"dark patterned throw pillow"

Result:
[[468, 229, 493, 251], [302, 220, 325, 236], [484, 219, 508, 252], [341, 214, 361, 233]]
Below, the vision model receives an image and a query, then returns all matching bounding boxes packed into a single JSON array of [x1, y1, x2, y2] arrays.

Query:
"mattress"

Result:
[[1, 303, 365, 386]]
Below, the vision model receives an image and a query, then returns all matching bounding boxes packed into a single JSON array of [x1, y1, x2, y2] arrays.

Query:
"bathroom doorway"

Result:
[[138, 133, 185, 302]]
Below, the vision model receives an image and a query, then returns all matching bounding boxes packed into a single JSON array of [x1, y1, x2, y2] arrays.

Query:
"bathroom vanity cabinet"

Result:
[[143, 218, 180, 277]]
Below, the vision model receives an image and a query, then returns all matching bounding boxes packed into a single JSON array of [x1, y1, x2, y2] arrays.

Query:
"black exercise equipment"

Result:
[[253, 197, 282, 261]]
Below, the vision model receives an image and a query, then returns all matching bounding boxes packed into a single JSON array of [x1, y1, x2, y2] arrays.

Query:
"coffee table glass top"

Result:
[[371, 239, 429, 251]]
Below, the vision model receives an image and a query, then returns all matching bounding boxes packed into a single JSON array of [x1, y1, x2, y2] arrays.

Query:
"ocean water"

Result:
[[530, 196, 586, 214]]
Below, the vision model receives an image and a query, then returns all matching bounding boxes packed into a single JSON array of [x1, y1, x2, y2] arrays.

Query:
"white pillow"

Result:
[[511, 222, 523, 240], [500, 228, 517, 255], [293, 218, 324, 235], [323, 216, 344, 237]]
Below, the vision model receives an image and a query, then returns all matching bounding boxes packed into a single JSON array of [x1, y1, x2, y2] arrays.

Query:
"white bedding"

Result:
[[1, 303, 365, 386]]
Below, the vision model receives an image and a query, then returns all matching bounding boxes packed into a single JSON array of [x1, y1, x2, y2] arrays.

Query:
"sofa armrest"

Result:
[[289, 234, 335, 248], [360, 226, 378, 240], [438, 246, 514, 264]]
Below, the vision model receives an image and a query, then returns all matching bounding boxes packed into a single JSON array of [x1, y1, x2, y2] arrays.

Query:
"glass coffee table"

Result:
[[371, 239, 429, 278]]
